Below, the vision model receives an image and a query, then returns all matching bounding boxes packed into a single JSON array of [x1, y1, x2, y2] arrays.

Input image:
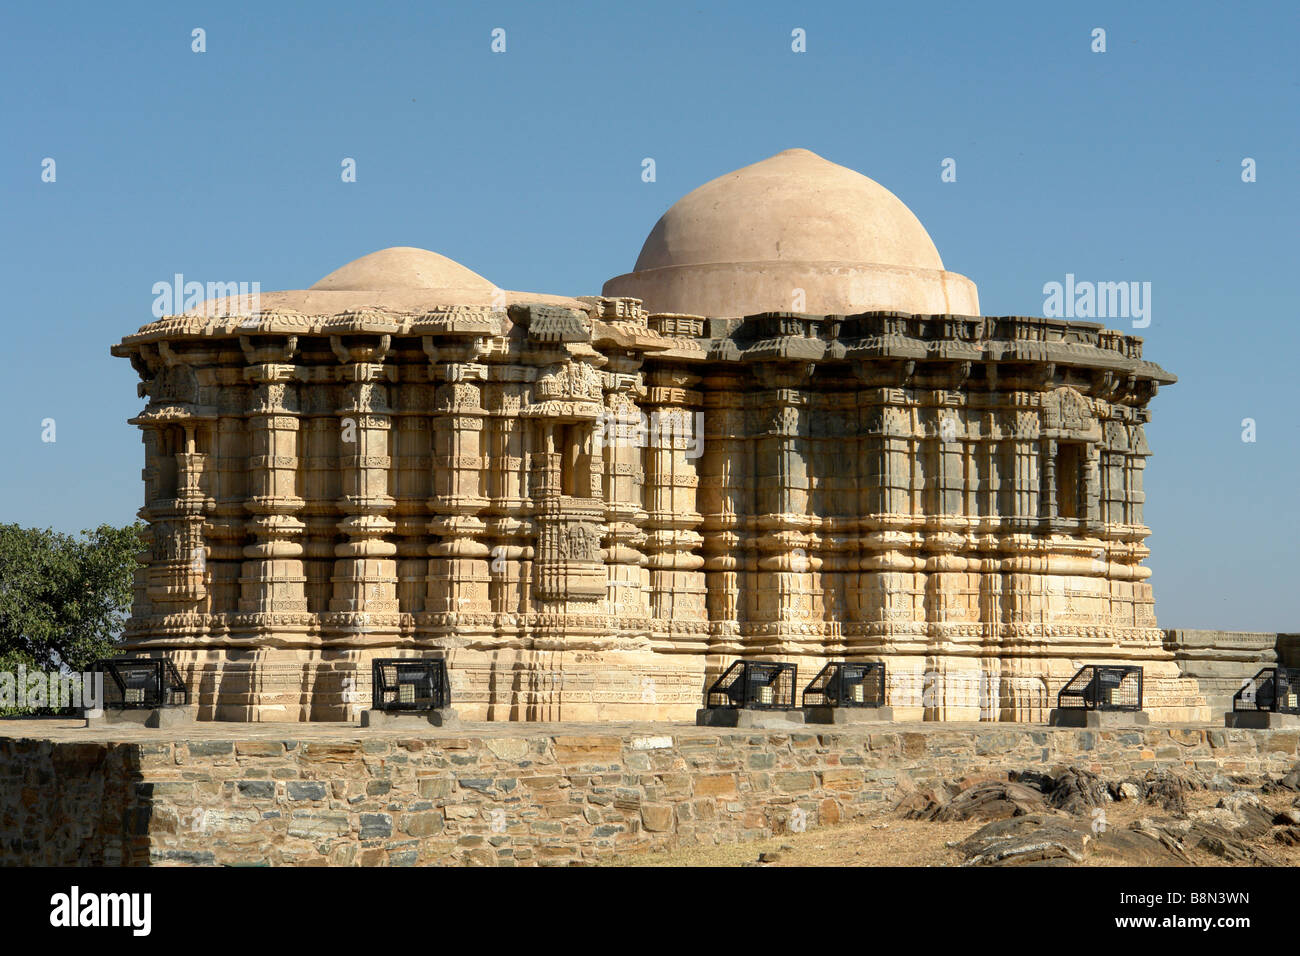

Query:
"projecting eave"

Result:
[[589, 320, 671, 354], [683, 310, 1175, 387], [112, 294, 592, 353]]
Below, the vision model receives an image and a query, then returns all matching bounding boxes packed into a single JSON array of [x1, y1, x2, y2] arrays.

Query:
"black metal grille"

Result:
[[802, 661, 886, 708], [705, 661, 797, 710], [372, 658, 451, 712], [1233, 667, 1300, 714], [1057, 664, 1142, 712], [94, 657, 189, 710]]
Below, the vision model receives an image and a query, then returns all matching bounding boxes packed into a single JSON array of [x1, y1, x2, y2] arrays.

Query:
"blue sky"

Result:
[[1, 0, 1295, 630]]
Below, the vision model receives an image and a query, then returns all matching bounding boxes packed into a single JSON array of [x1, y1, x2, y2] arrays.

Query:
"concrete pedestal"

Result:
[[359, 708, 462, 730], [803, 705, 894, 725], [1048, 708, 1150, 728], [1223, 710, 1300, 729], [695, 708, 804, 729], [84, 706, 196, 729]]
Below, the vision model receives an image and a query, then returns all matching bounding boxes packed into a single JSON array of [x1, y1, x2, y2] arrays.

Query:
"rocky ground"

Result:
[[610, 763, 1300, 867]]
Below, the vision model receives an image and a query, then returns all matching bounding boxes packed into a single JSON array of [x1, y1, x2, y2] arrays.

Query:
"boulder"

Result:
[[1139, 768, 1208, 814], [925, 781, 1046, 823], [1093, 826, 1192, 866], [1045, 768, 1110, 814], [957, 815, 1090, 867]]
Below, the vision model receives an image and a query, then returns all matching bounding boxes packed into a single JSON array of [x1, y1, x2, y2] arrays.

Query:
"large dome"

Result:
[[603, 148, 979, 317]]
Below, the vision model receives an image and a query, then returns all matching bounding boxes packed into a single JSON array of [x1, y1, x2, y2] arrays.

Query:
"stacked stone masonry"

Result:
[[2, 721, 1295, 866]]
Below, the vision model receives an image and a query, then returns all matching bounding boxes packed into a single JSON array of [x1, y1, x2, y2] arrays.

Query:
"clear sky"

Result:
[[1, 0, 1295, 631]]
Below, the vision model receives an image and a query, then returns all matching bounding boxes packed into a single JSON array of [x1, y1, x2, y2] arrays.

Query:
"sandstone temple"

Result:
[[112, 148, 1208, 723]]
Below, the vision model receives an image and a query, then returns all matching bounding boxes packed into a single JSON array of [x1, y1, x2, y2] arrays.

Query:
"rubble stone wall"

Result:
[[3, 723, 1298, 866]]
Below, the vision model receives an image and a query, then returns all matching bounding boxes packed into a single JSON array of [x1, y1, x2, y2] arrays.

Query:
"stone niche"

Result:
[[111, 151, 1209, 722]]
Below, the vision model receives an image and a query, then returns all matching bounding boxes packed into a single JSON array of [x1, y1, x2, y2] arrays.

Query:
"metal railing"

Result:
[[1233, 667, 1300, 714], [802, 661, 886, 708], [94, 657, 189, 710], [705, 661, 797, 711], [1057, 664, 1142, 712], [372, 658, 451, 712]]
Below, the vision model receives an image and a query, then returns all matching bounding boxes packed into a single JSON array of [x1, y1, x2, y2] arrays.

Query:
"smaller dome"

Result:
[[311, 246, 495, 292], [169, 244, 589, 320]]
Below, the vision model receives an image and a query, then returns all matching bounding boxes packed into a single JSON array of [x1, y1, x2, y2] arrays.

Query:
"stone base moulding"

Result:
[[803, 706, 895, 725], [1047, 709, 1151, 729], [695, 707, 805, 729], [83, 706, 197, 730], [1223, 711, 1300, 730], [358, 708, 462, 730]]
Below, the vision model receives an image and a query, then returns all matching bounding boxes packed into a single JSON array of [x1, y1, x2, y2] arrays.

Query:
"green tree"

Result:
[[0, 523, 141, 676]]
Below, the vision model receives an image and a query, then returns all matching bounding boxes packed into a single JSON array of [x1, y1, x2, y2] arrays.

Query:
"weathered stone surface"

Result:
[[552, 737, 622, 765], [483, 738, 529, 761], [957, 815, 1089, 866], [640, 804, 674, 832], [1138, 768, 1208, 814], [918, 781, 1046, 823], [1212, 792, 1274, 839], [287, 811, 349, 839], [7, 720, 1298, 867], [1093, 826, 1191, 866], [287, 781, 327, 801], [359, 814, 393, 839], [1043, 768, 1109, 815], [110, 150, 1203, 726], [958, 813, 1197, 867]]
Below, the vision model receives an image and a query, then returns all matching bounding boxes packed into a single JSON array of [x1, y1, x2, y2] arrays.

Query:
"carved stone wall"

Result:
[[113, 301, 1207, 721]]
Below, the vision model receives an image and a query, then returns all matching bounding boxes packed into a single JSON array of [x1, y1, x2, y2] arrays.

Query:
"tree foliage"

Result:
[[0, 523, 141, 673]]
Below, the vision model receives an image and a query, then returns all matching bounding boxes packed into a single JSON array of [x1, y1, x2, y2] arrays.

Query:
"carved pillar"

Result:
[[424, 340, 491, 625], [208, 407, 248, 615], [977, 405, 1005, 654], [700, 370, 746, 655], [328, 335, 397, 620], [129, 344, 218, 618], [1128, 421, 1150, 529], [641, 365, 706, 652], [238, 336, 306, 615], [852, 382, 916, 654], [1101, 418, 1129, 528], [1041, 437, 1059, 520], [749, 362, 813, 652], [599, 355, 650, 634], [300, 385, 341, 616], [146, 422, 211, 611], [390, 370, 432, 618], [129, 424, 159, 624], [1127, 418, 1156, 632], [1006, 402, 1040, 528], [482, 373, 534, 624], [924, 393, 971, 633], [815, 390, 856, 648]]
